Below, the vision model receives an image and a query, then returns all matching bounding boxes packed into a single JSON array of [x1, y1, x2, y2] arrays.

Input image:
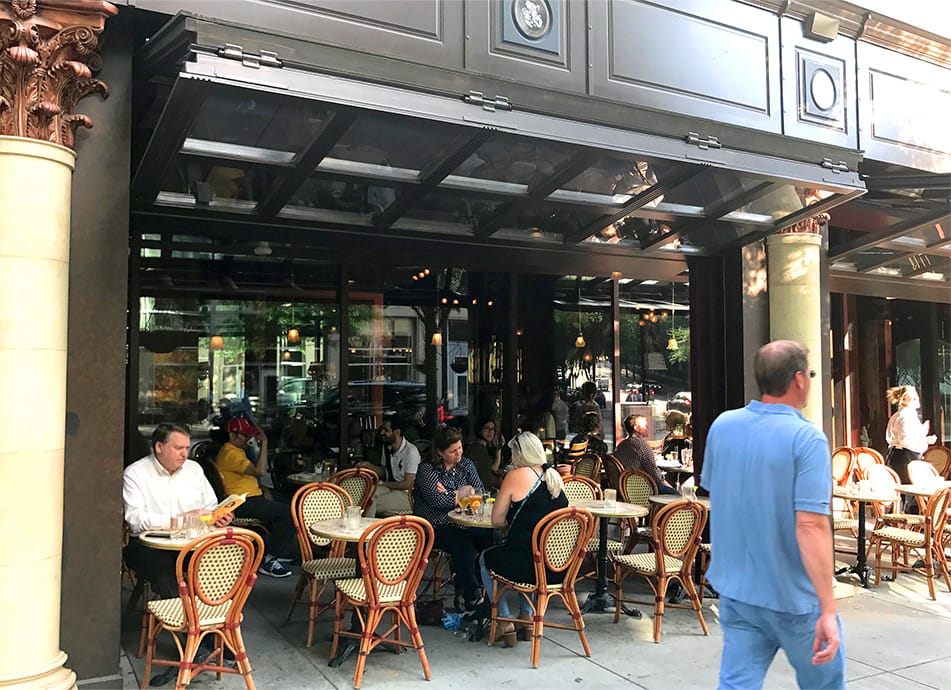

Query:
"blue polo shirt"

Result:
[[700, 400, 831, 614]]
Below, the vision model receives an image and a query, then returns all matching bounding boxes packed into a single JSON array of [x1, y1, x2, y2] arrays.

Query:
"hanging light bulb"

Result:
[[667, 336, 679, 351], [282, 349, 292, 361], [287, 327, 300, 344], [574, 276, 585, 348], [209, 335, 224, 351], [667, 282, 679, 351], [575, 333, 586, 348], [431, 331, 443, 346]]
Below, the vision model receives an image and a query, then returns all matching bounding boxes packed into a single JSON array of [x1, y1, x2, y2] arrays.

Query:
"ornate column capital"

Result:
[[0, 0, 117, 148]]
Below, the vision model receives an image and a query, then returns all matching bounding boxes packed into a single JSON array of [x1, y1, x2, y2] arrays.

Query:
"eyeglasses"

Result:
[[800, 369, 816, 379]]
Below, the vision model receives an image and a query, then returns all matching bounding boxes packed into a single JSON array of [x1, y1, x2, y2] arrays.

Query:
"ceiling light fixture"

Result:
[[253, 241, 272, 256]]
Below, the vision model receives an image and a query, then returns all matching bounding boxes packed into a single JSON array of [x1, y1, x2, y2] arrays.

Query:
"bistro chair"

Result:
[[611, 499, 709, 642], [331, 515, 435, 689], [141, 527, 264, 690], [330, 467, 379, 513], [618, 469, 658, 552], [563, 475, 602, 502], [907, 461, 942, 512], [869, 487, 951, 600], [571, 453, 602, 482], [923, 445, 951, 479], [854, 447, 885, 479], [602, 454, 624, 492], [487, 507, 597, 668], [285, 482, 358, 647], [566, 439, 589, 462], [831, 447, 856, 486]]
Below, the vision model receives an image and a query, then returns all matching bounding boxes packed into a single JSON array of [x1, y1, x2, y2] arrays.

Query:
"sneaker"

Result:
[[275, 555, 300, 565], [259, 557, 292, 578]]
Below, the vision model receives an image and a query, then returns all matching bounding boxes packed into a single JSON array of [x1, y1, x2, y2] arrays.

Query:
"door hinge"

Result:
[[685, 132, 722, 150], [218, 43, 282, 69], [463, 90, 512, 112], [820, 158, 850, 173]]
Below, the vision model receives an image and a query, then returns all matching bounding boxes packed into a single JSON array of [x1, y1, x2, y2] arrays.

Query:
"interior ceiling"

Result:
[[127, 24, 946, 299]]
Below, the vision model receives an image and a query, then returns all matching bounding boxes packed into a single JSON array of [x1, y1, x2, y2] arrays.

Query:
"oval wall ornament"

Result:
[[512, 0, 551, 40]]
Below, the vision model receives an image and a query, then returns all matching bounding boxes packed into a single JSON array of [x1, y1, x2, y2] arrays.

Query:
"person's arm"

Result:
[[387, 473, 415, 491], [386, 447, 420, 490], [491, 479, 514, 528], [418, 466, 458, 512], [243, 432, 269, 477], [796, 510, 840, 664], [122, 470, 165, 535]]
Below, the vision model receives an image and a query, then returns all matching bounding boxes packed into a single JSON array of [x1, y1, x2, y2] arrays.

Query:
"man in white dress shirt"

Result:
[[123, 423, 233, 597]]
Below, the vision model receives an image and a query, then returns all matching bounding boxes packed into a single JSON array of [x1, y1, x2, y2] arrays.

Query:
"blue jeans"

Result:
[[718, 597, 845, 690], [478, 554, 532, 619]]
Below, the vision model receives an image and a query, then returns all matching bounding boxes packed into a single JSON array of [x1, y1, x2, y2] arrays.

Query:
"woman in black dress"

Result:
[[479, 431, 567, 646]]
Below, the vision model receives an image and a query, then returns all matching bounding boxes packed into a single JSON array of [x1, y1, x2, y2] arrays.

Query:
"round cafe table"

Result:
[[896, 481, 951, 513], [137, 530, 197, 551], [448, 510, 494, 529], [569, 499, 648, 616], [832, 485, 897, 588], [648, 494, 710, 507], [309, 516, 380, 543], [287, 471, 328, 485]]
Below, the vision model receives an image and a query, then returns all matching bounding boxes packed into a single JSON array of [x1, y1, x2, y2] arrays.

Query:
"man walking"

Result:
[[701, 340, 844, 689]]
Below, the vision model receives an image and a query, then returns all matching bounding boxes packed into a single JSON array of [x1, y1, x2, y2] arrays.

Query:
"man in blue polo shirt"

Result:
[[701, 340, 844, 689]]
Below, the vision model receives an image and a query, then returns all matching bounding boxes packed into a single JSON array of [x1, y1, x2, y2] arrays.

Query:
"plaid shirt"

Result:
[[412, 457, 484, 526]]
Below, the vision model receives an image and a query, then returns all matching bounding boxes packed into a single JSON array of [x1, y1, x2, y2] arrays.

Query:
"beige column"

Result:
[[0, 1, 116, 686], [767, 232, 823, 423], [0, 138, 76, 690]]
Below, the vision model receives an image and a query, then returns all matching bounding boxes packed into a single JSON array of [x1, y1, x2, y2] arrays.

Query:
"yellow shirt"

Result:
[[214, 442, 263, 498]]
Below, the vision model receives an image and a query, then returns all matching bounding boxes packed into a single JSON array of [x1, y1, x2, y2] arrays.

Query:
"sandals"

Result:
[[499, 622, 517, 648]]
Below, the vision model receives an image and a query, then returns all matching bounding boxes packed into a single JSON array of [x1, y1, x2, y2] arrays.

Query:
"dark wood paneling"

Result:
[[61, 30, 132, 682], [133, 0, 464, 69], [591, 0, 781, 133], [780, 16, 857, 149], [465, 0, 586, 94], [857, 42, 951, 173]]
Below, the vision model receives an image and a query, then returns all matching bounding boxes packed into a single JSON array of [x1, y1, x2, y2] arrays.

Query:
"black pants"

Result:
[[887, 446, 921, 514], [433, 524, 494, 606], [124, 538, 179, 599], [235, 495, 297, 559]]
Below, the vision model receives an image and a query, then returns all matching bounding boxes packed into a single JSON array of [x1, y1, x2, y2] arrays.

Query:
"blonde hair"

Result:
[[508, 431, 564, 498], [886, 385, 916, 407]]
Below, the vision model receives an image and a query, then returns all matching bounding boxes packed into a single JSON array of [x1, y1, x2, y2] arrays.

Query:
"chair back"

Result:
[[566, 439, 588, 461], [602, 454, 624, 491], [571, 453, 602, 481], [923, 446, 951, 479], [563, 475, 602, 502], [619, 468, 658, 509], [330, 467, 379, 512], [854, 447, 885, 479], [908, 459, 940, 485], [357, 515, 434, 606], [652, 500, 708, 564], [923, 487, 951, 542], [831, 447, 855, 486], [176, 528, 264, 633], [864, 464, 902, 516], [291, 482, 351, 560], [532, 507, 597, 594]]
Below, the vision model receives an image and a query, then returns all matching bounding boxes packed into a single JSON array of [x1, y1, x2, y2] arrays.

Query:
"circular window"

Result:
[[512, 0, 552, 40], [810, 68, 837, 112]]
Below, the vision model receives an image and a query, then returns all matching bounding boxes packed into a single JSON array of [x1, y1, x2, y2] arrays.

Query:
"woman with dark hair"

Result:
[[413, 426, 492, 614], [570, 410, 608, 457], [466, 416, 504, 489]]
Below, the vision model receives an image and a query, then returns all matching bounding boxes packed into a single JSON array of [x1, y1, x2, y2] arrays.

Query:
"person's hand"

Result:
[[926, 434, 937, 445], [811, 612, 840, 665], [255, 431, 267, 447], [213, 512, 234, 529], [436, 481, 447, 493]]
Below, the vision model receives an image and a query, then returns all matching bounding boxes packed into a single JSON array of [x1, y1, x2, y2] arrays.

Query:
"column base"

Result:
[[0, 652, 76, 690]]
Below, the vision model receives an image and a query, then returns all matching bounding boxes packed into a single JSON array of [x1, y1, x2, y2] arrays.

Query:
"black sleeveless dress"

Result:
[[482, 475, 569, 584]]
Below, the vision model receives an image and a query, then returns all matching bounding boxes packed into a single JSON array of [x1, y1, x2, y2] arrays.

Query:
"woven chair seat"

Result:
[[334, 577, 407, 603], [491, 572, 563, 592], [871, 526, 926, 547], [147, 597, 232, 629], [302, 557, 357, 579], [587, 537, 623, 553], [612, 552, 683, 574], [834, 518, 859, 531]]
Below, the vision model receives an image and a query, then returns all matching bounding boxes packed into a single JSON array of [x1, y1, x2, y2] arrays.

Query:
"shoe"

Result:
[[149, 667, 178, 687], [517, 613, 533, 642], [259, 558, 292, 578], [499, 622, 517, 648], [275, 555, 299, 564], [328, 640, 357, 668]]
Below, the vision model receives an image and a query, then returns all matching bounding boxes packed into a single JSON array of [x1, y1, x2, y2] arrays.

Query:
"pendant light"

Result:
[[667, 283, 679, 351], [575, 277, 586, 348]]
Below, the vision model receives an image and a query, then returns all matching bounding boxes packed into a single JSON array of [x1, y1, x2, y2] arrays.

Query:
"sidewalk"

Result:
[[119, 551, 951, 690]]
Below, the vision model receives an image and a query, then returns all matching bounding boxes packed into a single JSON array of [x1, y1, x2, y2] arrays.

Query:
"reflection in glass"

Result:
[[328, 112, 465, 172], [457, 134, 575, 185]]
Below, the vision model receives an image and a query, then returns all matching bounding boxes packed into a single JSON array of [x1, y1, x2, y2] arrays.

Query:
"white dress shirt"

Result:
[[123, 454, 218, 536], [885, 407, 930, 454]]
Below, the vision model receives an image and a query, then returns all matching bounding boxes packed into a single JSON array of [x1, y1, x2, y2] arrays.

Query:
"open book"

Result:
[[210, 493, 247, 524]]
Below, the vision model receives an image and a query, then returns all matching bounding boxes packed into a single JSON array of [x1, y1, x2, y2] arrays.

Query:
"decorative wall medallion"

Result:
[[512, 0, 551, 40], [0, 0, 117, 148], [798, 49, 845, 129]]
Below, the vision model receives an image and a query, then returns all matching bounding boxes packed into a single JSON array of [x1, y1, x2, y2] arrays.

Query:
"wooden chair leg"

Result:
[[329, 592, 345, 661], [306, 578, 319, 648], [353, 607, 379, 689], [531, 594, 549, 669], [612, 568, 627, 624], [140, 615, 155, 690], [683, 576, 708, 635], [404, 602, 431, 681], [284, 573, 307, 626], [653, 576, 667, 643], [566, 589, 590, 657], [925, 551, 936, 600], [487, 580, 501, 646], [178, 631, 201, 690]]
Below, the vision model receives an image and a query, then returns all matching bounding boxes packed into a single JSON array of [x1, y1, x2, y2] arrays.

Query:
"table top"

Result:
[[656, 459, 693, 471], [832, 486, 897, 502], [448, 510, 495, 529], [569, 499, 649, 518], [309, 517, 380, 542], [138, 530, 198, 551], [895, 482, 951, 497], [287, 471, 330, 485], [648, 494, 711, 506]]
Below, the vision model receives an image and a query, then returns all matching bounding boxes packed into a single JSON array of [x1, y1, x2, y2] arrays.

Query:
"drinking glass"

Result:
[[345, 506, 362, 530], [169, 514, 185, 539], [603, 488, 617, 509], [184, 512, 203, 539]]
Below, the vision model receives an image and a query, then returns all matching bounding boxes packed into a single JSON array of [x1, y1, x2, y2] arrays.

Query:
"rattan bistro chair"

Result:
[[487, 507, 597, 668], [869, 487, 951, 600], [285, 482, 358, 647], [141, 528, 264, 690], [923, 445, 951, 479], [571, 453, 603, 482], [611, 499, 709, 642], [566, 439, 589, 462], [331, 515, 435, 689], [618, 468, 658, 552], [330, 468, 379, 513]]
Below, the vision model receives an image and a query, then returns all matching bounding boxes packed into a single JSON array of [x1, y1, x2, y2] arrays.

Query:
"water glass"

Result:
[[169, 514, 185, 538], [184, 512, 203, 539], [681, 448, 693, 467], [603, 488, 617, 509], [345, 506, 362, 530]]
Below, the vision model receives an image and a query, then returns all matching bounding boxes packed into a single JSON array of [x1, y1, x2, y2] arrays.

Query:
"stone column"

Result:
[[766, 228, 825, 424], [0, 2, 116, 688]]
